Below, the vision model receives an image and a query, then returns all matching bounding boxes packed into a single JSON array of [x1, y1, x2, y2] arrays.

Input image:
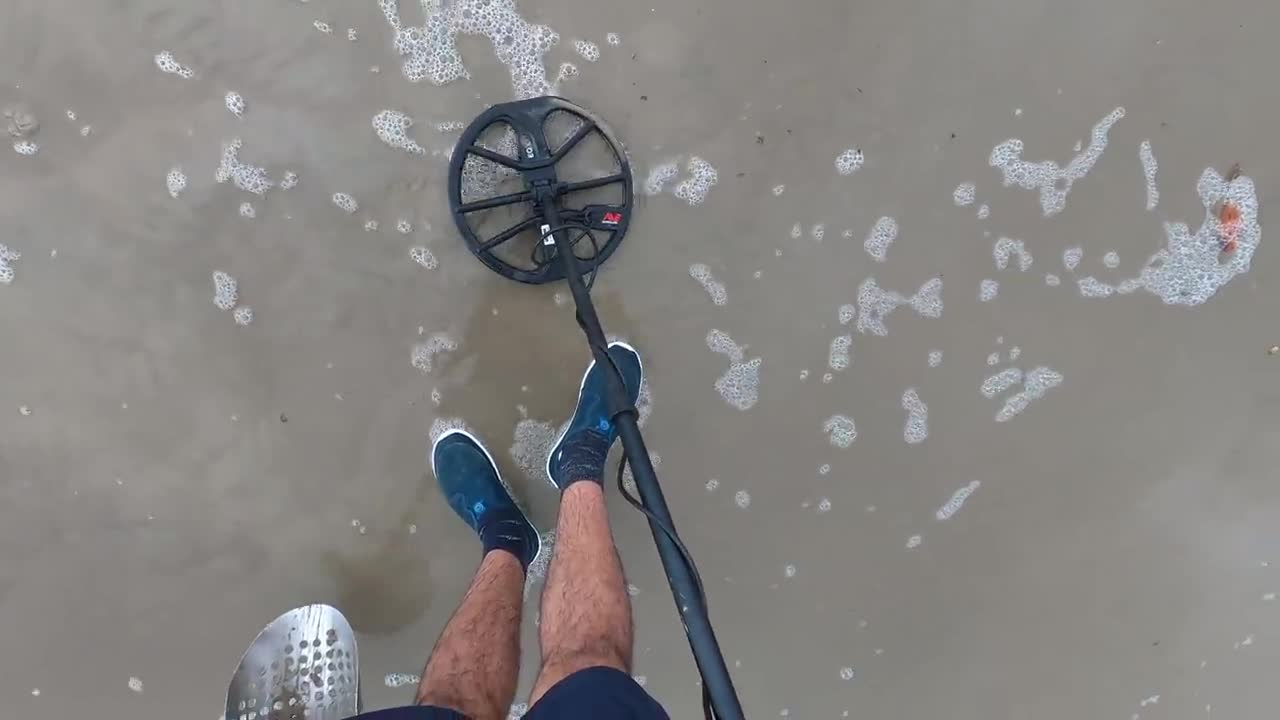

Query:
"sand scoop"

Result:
[[224, 604, 360, 720]]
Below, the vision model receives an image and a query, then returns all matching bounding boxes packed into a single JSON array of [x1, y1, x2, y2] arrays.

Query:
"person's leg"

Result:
[[530, 343, 644, 704], [416, 429, 542, 719]]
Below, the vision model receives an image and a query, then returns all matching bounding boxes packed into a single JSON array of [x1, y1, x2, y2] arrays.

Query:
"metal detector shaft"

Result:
[[540, 205, 745, 720]]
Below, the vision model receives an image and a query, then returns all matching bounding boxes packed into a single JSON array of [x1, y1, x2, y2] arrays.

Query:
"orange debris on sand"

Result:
[[1218, 201, 1241, 254]]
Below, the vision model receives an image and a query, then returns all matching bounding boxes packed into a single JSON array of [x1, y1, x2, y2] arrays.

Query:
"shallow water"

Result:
[[3, 0, 1279, 718]]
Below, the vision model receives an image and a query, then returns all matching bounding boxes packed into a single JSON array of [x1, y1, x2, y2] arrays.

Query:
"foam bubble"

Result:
[[993, 237, 1033, 271], [0, 243, 21, 285], [606, 32, 621, 45], [509, 417, 560, 486], [839, 667, 855, 681], [1139, 139, 1159, 210], [166, 168, 187, 199], [1103, 251, 1121, 269], [154, 51, 194, 79], [238, 201, 256, 219], [643, 161, 680, 195], [976, 204, 990, 219], [734, 490, 751, 509], [128, 677, 144, 694], [689, 263, 727, 306], [863, 216, 898, 262], [279, 171, 298, 190], [706, 478, 720, 492], [216, 138, 274, 195], [573, 40, 600, 61], [673, 157, 719, 206], [784, 564, 797, 578], [789, 223, 802, 239], [980, 367, 1022, 398], [12, 140, 38, 155], [1077, 276, 1114, 298], [373, 109, 426, 154], [365, 219, 379, 232], [979, 278, 999, 302], [953, 182, 976, 206], [1008, 345, 1021, 361], [1129, 167, 1261, 306], [233, 306, 254, 326], [332, 192, 359, 214], [397, 219, 414, 234], [707, 330, 759, 410], [855, 277, 943, 335], [835, 148, 863, 176], [817, 497, 832, 513], [905, 535, 922, 549], [384, 673, 420, 688], [812, 224, 825, 241], [1062, 247, 1083, 271], [212, 271, 238, 311], [828, 334, 852, 371], [838, 304, 856, 326], [411, 333, 458, 373], [429, 416, 474, 443], [1045, 273, 1061, 286], [314, 20, 334, 33], [936, 481, 981, 520], [225, 91, 245, 118], [380, 0, 563, 99], [995, 366, 1063, 422], [823, 415, 857, 448], [772, 184, 786, 196], [928, 350, 943, 367], [986, 352, 1001, 366], [989, 106, 1125, 217], [901, 388, 928, 444]]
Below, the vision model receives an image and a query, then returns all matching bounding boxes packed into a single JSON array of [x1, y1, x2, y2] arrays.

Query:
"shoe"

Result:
[[545, 341, 644, 489], [431, 428, 540, 569]]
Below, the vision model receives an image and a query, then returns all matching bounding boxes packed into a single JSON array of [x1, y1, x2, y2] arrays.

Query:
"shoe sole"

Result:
[[544, 340, 644, 489], [431, 428, 542, 567]]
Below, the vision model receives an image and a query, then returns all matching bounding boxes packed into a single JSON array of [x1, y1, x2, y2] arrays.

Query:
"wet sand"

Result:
[[2, 0, 1279, 717]]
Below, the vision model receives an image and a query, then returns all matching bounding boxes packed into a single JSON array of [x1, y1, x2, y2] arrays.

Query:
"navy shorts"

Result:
[[353, 666, 669, 720]]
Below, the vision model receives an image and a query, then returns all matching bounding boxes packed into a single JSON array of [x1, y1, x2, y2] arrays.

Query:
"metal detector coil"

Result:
[[447, 96, 634, 285]]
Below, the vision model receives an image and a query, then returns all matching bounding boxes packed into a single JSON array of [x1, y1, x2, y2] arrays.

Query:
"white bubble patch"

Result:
[[673, 157, 719, 206], [863, 216, 898, 263], [0, 243, 21, 285], [410, 246, 438, 270], [372, 109, 426, 154], [993, 237, 1033, 271], [154, 51, 194, 79], [689, 263, 727, 306], [989, 106, 1125, 217], [379, 0, 563, 100], [995, 366, 1063, 422], [823, 415, 857, 448], [855, 277, 943, 336], [835, 148, 863, 176], [980, 367, 1022, 398], [928, 349, 943, 368], [978, 279, 999, 303], [509, 417, 561, 487], [1139, 139, 1159, 210], [166, 168, 187, 199], [216, 138, 274, 195], [332, 192, 359, 214], [936, 481, 981, 520], [828, 335, 852, 371], [707, 330, 760, 411], [225, 91, 245, 118], [643, 160, 680, 196], [212, 271, 238, 311], [901, 388, 928, 444], [953, 182, 976, 207], [411, 333, 458, 373]]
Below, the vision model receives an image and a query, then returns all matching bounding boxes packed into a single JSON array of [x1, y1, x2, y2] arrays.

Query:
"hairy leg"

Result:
[[530, 482, 633, 704], [416, 550, 525, 719]]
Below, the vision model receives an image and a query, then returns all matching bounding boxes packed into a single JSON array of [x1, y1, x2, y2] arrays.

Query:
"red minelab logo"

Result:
[[601, 211, 623, 226]]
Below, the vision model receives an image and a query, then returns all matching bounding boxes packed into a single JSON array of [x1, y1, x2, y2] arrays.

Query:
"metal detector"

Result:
[[447, 96, 745, 720]]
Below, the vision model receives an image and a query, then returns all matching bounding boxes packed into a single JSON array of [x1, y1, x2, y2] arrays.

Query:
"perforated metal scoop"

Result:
[[224, 604, 361, 720]]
